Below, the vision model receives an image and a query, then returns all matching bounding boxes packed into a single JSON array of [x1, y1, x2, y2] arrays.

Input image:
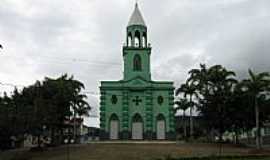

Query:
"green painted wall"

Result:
[[123, 47, 151, 81], [100, 80, 175, 140]]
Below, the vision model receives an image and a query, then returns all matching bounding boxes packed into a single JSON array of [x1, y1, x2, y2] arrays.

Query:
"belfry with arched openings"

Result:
[[100, 3, 175, 140]]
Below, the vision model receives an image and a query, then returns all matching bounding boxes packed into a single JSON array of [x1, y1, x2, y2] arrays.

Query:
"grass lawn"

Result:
[[1, 143, 270, 160]]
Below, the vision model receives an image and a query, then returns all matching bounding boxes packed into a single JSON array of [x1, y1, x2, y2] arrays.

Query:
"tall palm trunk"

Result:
[[246, 129, 251, 144], [235, 130, 239, 144], [51, 127, 55, 145], [255, 97, 261, 149], [189, 95, 194, 138], [183, 110, 187, 138], [73, 111, 76, 142], [78, 115, 82, 143]]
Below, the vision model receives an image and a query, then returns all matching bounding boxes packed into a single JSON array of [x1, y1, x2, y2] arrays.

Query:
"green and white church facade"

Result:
[[100, 3, 175, 140]]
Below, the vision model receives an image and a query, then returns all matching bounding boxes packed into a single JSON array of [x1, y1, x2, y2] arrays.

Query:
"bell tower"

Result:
[[123, 3, 152, 81]]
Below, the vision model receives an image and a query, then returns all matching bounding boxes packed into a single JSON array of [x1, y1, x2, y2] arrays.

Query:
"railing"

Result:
[[123, 43, 151, 49]]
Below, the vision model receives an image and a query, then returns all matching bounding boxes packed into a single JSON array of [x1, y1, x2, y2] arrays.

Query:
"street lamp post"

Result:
[[64, 128, 74, 160]]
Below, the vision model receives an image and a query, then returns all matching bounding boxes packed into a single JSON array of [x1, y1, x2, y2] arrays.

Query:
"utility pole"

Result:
[[64, 128, 74, 160]]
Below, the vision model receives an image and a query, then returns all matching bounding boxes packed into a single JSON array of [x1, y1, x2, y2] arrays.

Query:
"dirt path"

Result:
[[1, 143, 270, 160]]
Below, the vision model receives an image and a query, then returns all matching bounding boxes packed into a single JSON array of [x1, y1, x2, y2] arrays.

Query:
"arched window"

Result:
[[127, 32, 132, 47], [134, 37, 139, 47], [134, 30, 140, 47], [142, 32, 147, 48], [110, 114, 119, 121], [111, 95, 118, 104], [133, 54, 142, 71], [157, 96, 164, 105], [157, 114, 165, 121], [142, 36, 146, 48], [132, 113, 143, 123]]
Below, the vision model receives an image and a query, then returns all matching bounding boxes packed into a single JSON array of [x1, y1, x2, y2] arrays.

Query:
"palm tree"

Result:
[[176, 82, 198, 138], [207, 65, 237, 90], [175, 98, 190, 139], [208, 65, 237, 141], [67, 76, 91, 142], [188, 64, 209, 96], [42, 74, 90, 144], [76, 97, 91, 119], [71, 94, 91, 141], [190, 65, 237, 141], [241, 69, 270, 149]]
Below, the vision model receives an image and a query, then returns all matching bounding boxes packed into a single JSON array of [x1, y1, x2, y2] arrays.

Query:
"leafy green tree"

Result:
[[0, 74, 90, 148], [228, 83, 254, 144], [205, 65, 237, 141], [0, 92, 13, 149], [41, 74, 90, 144], [187, 64, 237, 141], [241, 69, 270, 149]]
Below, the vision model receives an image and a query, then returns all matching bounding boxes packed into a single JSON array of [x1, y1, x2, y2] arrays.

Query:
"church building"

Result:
[[100, 3, 175, 140]]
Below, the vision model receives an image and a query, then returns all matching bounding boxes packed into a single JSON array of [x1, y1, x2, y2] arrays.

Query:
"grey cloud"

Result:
[[1, 0, 270, 126]]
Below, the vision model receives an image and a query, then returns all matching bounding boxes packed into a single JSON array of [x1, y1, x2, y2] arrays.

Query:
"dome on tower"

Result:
[[128, 3, 146, 27]]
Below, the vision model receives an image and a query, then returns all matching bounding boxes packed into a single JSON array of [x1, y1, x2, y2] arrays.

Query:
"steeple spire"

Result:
[[128, 2, 146, 27]]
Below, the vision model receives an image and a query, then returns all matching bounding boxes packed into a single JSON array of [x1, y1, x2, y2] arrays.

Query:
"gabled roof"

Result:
[[128, 3, 146, 27], [101, 76, 174, 90]]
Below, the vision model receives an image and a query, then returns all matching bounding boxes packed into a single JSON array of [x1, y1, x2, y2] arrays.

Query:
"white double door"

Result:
[[132, 121, 143, 140], [157, 120, 165, 140], [110, 120, 119, 140]]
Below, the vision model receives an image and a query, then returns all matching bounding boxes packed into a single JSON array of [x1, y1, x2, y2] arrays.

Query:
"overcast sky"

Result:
[[0, 0, 269, 127]]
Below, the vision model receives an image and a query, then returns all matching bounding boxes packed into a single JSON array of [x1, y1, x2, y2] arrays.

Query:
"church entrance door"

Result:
[[157, 114, 166, 140], [109, 114, 119, 140], [132, 114, 143, 140]]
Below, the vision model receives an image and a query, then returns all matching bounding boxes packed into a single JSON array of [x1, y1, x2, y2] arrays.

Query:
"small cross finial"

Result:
[[135, 0, 138, 7]]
